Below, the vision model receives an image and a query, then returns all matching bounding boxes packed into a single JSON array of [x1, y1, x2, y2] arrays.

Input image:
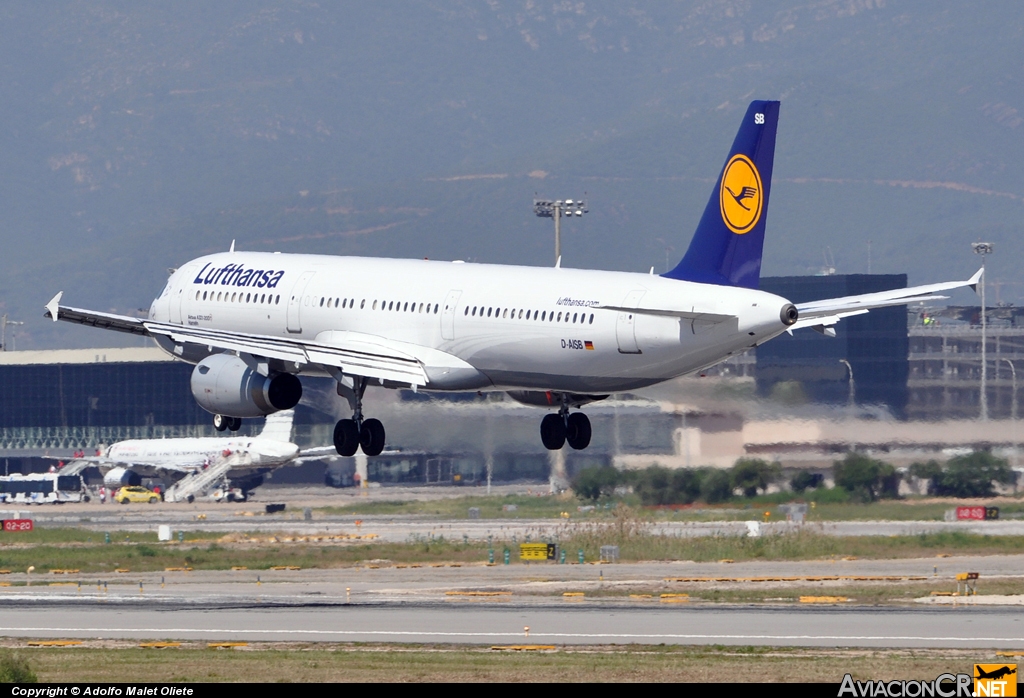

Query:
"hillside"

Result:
[[0, 1, 1021, 348]]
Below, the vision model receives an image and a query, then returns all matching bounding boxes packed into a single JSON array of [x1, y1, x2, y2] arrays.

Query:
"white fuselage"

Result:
[[150, 252, 794, 393], [106, 436, 300, 471]]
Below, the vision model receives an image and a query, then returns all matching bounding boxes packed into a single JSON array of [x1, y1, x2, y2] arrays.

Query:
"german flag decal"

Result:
[[584, 341, 594, 350]]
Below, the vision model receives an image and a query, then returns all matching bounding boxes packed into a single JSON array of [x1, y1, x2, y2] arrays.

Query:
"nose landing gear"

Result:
[[333, 376, 387, 457], [540, 399, 591, 451]]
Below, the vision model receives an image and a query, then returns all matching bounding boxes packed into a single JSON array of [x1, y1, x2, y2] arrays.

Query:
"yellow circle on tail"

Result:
[[719, 154, 763, 234]]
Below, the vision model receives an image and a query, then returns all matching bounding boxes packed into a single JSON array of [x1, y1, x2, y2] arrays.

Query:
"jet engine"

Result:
[[104, 467, 142, 488], [190, 354, 302, 418]]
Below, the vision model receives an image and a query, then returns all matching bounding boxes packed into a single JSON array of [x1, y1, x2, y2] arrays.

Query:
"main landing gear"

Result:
[[333, 376, 387, 457], [540, 399, 592, 451], [213, 414, 242, 432]]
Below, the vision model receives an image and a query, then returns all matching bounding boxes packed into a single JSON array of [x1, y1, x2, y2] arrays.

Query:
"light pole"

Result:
[[534, 198, 587, 264], [0, 314, 24, 352], [839, 359, 855, 408], [1002, 358, 1017, 421], [972, 242, 993, 421]]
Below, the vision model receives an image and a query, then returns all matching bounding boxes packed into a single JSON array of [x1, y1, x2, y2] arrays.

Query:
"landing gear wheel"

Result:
[[333, 419, 360, 457], [565, 412, 592, 450], [228, 417, 242, 432], [360, 418, 386, 457], [213, 414, 229, 432], [540, 413, 566, 450]]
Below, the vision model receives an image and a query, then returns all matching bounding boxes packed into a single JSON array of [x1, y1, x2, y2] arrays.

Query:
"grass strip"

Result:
[[1, 528, 1023, 573], [5, 644, 1012, 683]]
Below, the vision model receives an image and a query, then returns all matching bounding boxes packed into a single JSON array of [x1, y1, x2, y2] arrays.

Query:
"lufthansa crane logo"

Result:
[[720, 154, 763, 234]]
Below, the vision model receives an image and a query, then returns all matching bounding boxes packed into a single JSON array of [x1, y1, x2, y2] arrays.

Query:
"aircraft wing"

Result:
[[297, 446, 341, 459], [45, 292, 428, 386]]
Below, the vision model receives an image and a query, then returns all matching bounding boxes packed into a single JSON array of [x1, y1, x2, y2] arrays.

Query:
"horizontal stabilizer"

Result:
[[794, 268, 981, 321]]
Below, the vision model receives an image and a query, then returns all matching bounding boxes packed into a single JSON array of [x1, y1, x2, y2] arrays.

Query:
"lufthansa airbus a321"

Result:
[[46, 101, 981, 457]]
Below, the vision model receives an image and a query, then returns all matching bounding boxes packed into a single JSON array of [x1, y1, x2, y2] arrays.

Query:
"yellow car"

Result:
[[116, 486, 160, 504]]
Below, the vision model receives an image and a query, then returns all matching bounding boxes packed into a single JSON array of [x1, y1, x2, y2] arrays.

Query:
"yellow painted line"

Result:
[[231, 566, 248, 571], [0, 570, 10, 574], [930, 591, 956, 596], [563, 592, 585, 598], [49, 569, 80, 574], [208, 642, 248, 649], [0, 582, 11, 587], [49, 582, 77, 587], [269, 566, 300, 571], [799, 596, 849, 604], [491, 645, 556, 651], [114, 568, 130, 573], [996, 651, 1024, 657], [164, 567, 193, 572], [27, 640, 83, 647], [660, 593, 689, 598], [140, 642, 181, 649], [718, 559, 734, 564]]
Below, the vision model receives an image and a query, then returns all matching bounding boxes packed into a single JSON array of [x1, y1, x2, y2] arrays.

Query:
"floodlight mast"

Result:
[[972, 242, 993, 421], [0, 314, 24, 352], [534, 198, 587, 264]]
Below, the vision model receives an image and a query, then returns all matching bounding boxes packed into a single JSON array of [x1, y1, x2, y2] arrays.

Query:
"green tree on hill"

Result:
[[572, 465, 621, 502], [910, 452, 1014, 498], [833, 453, 901, 502], [730, 458, 782, 498]]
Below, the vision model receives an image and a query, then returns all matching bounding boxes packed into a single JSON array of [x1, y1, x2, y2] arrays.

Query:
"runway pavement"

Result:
[[0, 557, 1022, 648], [0, 602, 1020, 648]]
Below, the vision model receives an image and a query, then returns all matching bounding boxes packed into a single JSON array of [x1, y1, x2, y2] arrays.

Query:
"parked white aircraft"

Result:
[[46, 101, 981, 456], [61, 411, 335, 494]]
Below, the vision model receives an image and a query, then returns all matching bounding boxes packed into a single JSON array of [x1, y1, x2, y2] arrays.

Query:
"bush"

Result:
[[833, 452, 900, 502], [700, 469, 733, 504], [908, 460, 943, 494], [911, 452, 1015, 498], [730, 458, 781, 497], [790, 471, 824, 493], [0, 651, 36, 683], [572, 466, 621, 502], [808, 486, 850, 504], [632, 467, 702, 506]]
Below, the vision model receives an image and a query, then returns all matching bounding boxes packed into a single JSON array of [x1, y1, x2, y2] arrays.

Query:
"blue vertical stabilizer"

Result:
[[663, 101, 780, 289]]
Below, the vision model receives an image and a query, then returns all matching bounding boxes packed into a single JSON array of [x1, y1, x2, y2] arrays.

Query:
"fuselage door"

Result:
[[441, 290, 462, 340], [615, 290, 646, 354], [286, 271, 316, 334], [171, 286, 184, 324]]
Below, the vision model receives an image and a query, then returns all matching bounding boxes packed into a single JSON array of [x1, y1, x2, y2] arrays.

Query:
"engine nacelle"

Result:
[[104, 467, 142, 488], [190, 354, 302, 418]]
